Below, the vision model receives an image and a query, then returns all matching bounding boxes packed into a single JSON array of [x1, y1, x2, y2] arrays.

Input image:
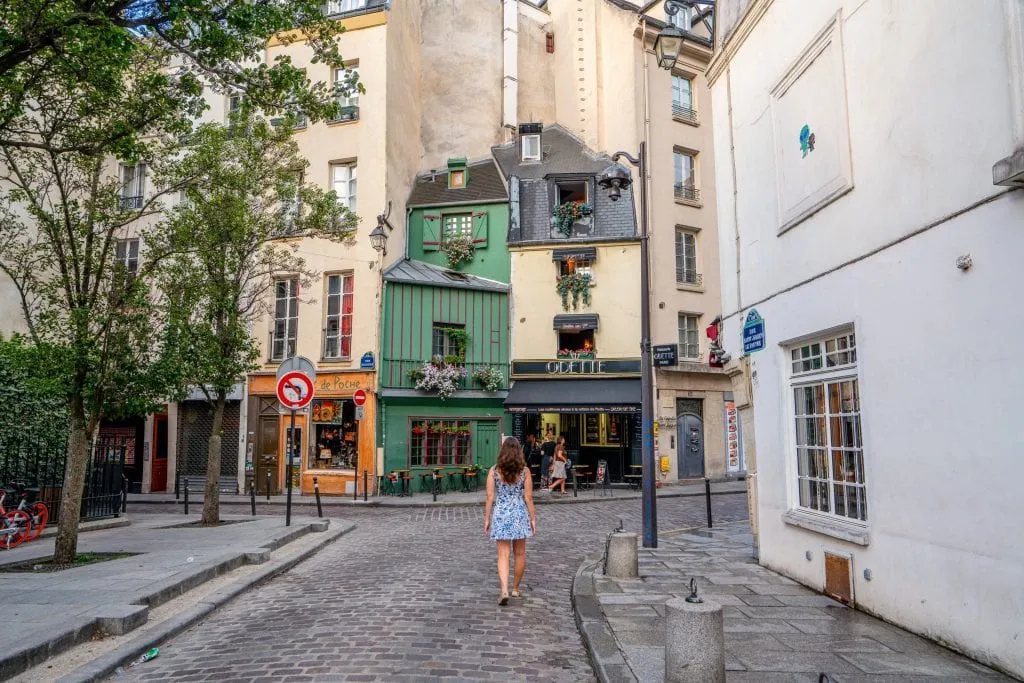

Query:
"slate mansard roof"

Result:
[[491, 124, 637, 244], [383, 259, 509, 293], [407, 159, 508, 208]]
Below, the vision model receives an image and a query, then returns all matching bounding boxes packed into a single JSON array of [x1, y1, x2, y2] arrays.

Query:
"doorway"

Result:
[[677, 413, 705, 478], [151, 414, 169, 492], [475, 421, 500, 470], [256, 416, 280, 495]]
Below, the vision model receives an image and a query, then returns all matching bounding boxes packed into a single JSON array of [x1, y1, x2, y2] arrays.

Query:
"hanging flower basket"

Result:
[[556, 271, 593, 311], [472, 366, 503, 392], [442, 233, 475, 268], [552, 201, 593, 237], [557, 348, 595, 360]]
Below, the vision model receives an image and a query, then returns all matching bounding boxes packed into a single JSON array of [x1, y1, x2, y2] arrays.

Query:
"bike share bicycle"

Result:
[[0, 481, 49, 549]]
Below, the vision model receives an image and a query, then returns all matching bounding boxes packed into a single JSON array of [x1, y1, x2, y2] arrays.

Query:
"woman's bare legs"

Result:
[[496, 540, 511, 598], [512, 539, 526, 594]]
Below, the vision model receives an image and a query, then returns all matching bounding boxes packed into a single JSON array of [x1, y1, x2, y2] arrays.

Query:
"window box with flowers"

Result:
[[442, 233, 475, 269], [407, 357, 466, 400], [557, 349, 595, 360], [552, 201, 593, 238], [556, 271, 593, 311], [472, 366, 504, 392]]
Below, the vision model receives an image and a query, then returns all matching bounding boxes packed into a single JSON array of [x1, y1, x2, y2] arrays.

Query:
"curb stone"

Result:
[[572, 556, 639, 683], [56, 520, 354, 683]]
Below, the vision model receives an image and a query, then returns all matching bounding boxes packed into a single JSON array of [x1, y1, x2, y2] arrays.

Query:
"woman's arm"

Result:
[[484, 466, 495, 533], [524, 469, 537, 535]]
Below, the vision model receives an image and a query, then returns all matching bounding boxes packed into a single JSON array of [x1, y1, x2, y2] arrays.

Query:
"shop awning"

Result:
[[553, 314, 599, 330], [504, 379, 640, 413]]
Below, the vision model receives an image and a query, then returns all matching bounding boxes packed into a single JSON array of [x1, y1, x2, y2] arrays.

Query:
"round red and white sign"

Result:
[[277, 371, 314, 409], [352, 389, 367, 407]]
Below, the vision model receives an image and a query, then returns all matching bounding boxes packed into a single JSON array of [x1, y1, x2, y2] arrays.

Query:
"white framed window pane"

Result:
[[273, 279, 299, 361], [522, 134, 540, 160], [675, 230, 697, 284], [443, 214, 472, 238], [332, 164, 357, 212], [677, 314, 700, 359], [672, 75, 693, 109], [333, 67, 359, 108], [674, 153, 694, 186]]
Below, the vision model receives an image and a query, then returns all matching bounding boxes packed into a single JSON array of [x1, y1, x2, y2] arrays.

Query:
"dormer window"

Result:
[[447, 157, 468, 189], [519, 123, 543, 162]]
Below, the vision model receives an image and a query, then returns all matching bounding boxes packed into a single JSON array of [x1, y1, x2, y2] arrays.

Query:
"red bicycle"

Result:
[[6, 482, 48, 542], [0, 490, 32, 550]]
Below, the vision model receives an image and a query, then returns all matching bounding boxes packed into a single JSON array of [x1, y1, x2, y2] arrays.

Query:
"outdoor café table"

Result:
[[572, 465, 592, 490], [394, 469, 411, 497]]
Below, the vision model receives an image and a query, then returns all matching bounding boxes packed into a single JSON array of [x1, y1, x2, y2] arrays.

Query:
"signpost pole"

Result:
[[286, 408, 295, 527]]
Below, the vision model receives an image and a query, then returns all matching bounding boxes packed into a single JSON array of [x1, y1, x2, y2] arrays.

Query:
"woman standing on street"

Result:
[[548, 437, 568, 495], [484, 437, 537, 606]]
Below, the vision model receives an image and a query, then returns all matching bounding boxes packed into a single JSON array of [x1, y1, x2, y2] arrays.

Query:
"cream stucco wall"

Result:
[[511, 243, 640, 360]]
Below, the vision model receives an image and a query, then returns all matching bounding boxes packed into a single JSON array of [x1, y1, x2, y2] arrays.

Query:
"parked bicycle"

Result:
[[8, 481, 48, 541], [0, 490, 32, 550]]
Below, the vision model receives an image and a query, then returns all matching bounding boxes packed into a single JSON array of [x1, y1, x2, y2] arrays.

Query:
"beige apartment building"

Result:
[[540, 0, 734, 481]]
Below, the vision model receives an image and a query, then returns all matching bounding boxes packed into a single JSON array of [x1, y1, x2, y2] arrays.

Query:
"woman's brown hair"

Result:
[[497, 437, 526, 483]]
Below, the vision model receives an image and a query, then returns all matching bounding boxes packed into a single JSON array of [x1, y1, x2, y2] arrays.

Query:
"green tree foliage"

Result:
[[152, 105, 357, 525]]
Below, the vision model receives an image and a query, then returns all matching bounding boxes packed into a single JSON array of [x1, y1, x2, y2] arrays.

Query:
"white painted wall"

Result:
[[710, 0, 1024, 676]]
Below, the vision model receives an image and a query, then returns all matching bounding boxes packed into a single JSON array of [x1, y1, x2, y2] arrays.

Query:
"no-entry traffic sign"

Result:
[[353, 389, 367, 407], [277, 371, 314, 410]]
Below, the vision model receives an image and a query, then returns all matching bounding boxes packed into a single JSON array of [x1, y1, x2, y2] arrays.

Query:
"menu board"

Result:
[[725, 401, 744, 473], [511, 413, 525, 443], [605, 415, 623, 445], [584, 414, 601, 445], [630, 413, 642, 461]]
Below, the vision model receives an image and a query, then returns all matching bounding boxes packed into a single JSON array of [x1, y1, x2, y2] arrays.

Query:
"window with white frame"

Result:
[[521, 133, 541, 161], [557, 258, 594, 281], [673, 150, 696, 198], [116, 238, 139, 275], [790, 331, 866, 522], [675, 228, 699, 285], [271, 279, 298, 361], [672, 75, 694, 119], [325, 0, 366, 15], [443, 213, 472, 240], [331, 66, 359, 120], [332, 163, 357, 213], [323, 273, 354, 360], [119, 164, 145, 209], [227, 94, 242, 118], [281, 171, 303, 228], [668, 5, 691, 30], [678, 313, 700, 360]]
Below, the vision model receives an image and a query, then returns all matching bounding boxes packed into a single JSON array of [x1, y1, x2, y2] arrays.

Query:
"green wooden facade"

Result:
[[377, 161, 511, 479]]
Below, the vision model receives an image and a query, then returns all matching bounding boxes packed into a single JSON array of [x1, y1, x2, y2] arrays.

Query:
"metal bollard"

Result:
[[313, 476, 323, 518], [265, 471, 271, 502], [121, 475, 128, 514], [572, 468, 578, 498], [432, 471, 438, 503], [250, 481, 257, 516], [183, 478, 190, 516], [705, 477, 713, 528], [363, 470, 368, 502], [353, 470, 358, 501]]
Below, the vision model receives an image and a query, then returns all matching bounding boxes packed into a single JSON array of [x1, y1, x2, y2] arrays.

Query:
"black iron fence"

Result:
[[0, 433, 126, 522]]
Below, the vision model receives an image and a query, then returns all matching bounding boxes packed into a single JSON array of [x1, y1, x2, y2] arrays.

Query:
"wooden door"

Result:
[[256, 416, 280, 495], [151, 414, 168, 492], [475, 421, 500, 470]]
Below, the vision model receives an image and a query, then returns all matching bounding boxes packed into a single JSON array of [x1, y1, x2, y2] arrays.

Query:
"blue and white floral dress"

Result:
[[490, 468, 532, 541]]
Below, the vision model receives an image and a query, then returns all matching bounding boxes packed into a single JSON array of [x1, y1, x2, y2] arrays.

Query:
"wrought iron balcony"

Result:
[[674, 183, 701, 203], [381, 358, 508, 392], [328, 105, 360, 123], [119, 195, 143, 210], [672, 103, 698, 123]]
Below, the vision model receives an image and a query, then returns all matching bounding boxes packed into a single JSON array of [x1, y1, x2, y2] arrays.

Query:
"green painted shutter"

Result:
[[423, 214, 441, 252], [471, 212, 488, 248]]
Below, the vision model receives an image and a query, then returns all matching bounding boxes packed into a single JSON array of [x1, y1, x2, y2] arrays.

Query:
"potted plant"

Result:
[[445, 329, 470, 359], [442, 233, 474, 268], [556, 271, 593, 311], [412, 359, 466, 400], [472, 366, 503, 392], [552, 201, 593, 238]]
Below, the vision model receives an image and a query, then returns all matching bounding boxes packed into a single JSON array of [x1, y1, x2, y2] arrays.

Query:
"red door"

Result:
[[151, 414, 169, 492]]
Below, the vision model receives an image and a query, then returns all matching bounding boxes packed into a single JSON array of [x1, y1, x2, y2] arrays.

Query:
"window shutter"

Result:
[[471, 212, 488, 247], [423, 214, 441, 252]]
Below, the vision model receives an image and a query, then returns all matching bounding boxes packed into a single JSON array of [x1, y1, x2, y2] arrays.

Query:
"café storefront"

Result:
[[246, 370, 376, 496], [504, 359, 641, 482]]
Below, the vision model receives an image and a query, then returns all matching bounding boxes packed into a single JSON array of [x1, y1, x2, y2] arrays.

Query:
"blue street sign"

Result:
[[742, 309, 765, 354], [360, 352, 375, 370]]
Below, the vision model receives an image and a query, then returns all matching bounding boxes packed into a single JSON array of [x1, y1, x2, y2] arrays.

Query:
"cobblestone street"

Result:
[[117, 494, 749, 682]]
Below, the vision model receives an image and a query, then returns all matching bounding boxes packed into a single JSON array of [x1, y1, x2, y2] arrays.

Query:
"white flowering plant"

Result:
[[472, 366, 503, 392], [442, 233, 474, 268], [413, 360, 466, 400]]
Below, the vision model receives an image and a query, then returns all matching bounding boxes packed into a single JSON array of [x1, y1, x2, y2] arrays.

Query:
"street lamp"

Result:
[[598, 143, 657, 548], [369, 224, 388, 255], [654, 1, 717, 70]]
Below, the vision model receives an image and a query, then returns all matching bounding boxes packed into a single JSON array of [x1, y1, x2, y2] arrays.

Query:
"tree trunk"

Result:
[[53, 396, 89, 564], [200, 391, 227, 526]]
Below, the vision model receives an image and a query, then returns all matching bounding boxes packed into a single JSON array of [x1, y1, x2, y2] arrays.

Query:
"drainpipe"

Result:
[[726, 68, 741, 308], [503, 0, 518, 130]]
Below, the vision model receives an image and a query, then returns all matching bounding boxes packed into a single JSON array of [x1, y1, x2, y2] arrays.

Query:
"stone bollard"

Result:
[[665, 597, 725, 683], [605, 532, 639, 578]]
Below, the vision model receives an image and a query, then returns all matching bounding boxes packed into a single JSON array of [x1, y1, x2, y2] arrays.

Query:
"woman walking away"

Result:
[[539, 433, 555, 490], [484, 437, 537, 606], [548, 438, 568, 495]]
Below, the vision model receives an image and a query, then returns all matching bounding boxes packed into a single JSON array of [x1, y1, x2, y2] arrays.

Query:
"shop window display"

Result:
[[310, 399, 358, 470], [410, 419, 472, 467]]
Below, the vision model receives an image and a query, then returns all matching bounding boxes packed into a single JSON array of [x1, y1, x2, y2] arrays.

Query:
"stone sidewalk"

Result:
[[574, 522, 1011, 682], [130, 477, 747, 509], [0, 513, 347, 681]]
